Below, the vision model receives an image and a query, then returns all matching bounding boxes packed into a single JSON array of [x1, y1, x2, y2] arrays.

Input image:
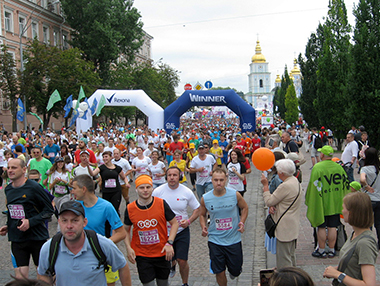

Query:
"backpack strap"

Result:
[[46, 230, 109, 277], [84, 229, 109, 272], [46, 232, 63, 277]]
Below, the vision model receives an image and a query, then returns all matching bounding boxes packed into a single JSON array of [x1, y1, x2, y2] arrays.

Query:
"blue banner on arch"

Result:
[[164, 90, 256, 133]]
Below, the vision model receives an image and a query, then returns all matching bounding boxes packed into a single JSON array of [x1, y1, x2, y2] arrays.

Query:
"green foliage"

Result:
[[21, 40, 101, 128], [105, 61, 180, 123], [285, 84, 298, 124], [273, 66, 292, 119], [315, 0, 351, 139], [298, 24, 325, 128], [109, 61, 180, 108], [348, 0, 380, 148], [0, 45, 19, 131], [60, 0, 144, 83]]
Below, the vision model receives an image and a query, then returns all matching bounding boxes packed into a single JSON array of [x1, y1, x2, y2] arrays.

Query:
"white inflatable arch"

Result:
[[76, 89, 164, 134]]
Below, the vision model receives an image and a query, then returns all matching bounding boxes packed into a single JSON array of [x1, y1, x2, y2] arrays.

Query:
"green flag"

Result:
[[96, 95, 106, 116], [46, 89, 61, 111], [29, 112, 43, 125], [76, 86, 86, 109]]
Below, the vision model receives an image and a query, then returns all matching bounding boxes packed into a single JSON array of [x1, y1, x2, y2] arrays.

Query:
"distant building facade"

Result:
[[245, 40, 273, 111]]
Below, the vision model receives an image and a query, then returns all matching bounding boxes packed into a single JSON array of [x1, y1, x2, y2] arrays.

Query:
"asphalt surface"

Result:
[[1, 148, 379, 285]]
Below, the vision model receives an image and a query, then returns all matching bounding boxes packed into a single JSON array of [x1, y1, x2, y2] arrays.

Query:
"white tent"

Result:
[[76, 89, 164, 134]]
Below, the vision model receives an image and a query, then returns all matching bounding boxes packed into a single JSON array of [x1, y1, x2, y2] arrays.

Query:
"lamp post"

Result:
[[19, 0, 60, 131]]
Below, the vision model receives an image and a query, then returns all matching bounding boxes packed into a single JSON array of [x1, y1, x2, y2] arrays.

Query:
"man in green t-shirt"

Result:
[[28, 147, 52, 188], [305, 145, 350, 258]]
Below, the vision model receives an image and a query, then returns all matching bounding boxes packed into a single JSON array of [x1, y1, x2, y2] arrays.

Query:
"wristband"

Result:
[[165, 243, 172, 246], [187, 219, 191, 225], [238, 222, 244, 227]]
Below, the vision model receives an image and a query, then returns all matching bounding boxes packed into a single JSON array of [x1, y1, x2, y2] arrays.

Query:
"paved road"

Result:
[[1, 149, 379, 285]]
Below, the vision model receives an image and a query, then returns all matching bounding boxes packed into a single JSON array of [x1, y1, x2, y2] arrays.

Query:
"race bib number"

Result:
[[153, 174, 160, 181], [138, 229, 160, 245], [230, 176, 239, 185], [200, 167, 209, 178], [140, 167, 146, 173], [8, 205, 25, 219], [55, 185, 67, 194], [105, 179, 117, 188], [48, 152, 55, 158], [215, 218, 232, 231]]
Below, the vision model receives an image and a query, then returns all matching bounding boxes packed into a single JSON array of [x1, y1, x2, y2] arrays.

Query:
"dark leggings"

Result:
[[102, 190, 121, 237], [190, 172, 196, 186]]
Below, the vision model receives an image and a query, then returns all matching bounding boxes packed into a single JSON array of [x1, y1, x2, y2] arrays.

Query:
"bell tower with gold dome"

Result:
[[245, 40, 272, 110], [289, 58, 302, 98]]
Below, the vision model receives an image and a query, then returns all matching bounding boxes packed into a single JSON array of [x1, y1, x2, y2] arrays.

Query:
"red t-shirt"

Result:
[[251, 138, 261, 151], [74, 148, 97, 164], [236, 139, 247, 152], [169, 141, 184, 153], [243, 158, 251, 185]]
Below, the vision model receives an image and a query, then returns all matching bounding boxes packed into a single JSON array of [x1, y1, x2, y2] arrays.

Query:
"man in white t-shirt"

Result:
[[341, 132, 358, 182], [152, 167, 200, 286], [190, 143, 217, 200], [104, 138, 117, 153], [112, 149, 132, 205]]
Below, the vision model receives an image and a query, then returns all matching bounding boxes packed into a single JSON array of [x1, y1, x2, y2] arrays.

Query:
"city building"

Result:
[[289, 58, 302, 98], [0, 0, 154, 131], [0, 0, 70, 131], [245, 40, 273, 111]]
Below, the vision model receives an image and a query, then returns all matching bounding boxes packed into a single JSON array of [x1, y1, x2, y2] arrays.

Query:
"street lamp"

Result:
[[19, 0, 60, 131]]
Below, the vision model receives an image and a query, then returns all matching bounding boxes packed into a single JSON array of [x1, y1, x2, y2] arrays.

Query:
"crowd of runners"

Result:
[[0, 115, 378, 286]]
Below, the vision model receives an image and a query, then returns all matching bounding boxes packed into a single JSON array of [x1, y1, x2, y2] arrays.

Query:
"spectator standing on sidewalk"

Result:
[[261, 159, 302, 268], [341, 133, 359, 183], [305, 145, 350, 258]]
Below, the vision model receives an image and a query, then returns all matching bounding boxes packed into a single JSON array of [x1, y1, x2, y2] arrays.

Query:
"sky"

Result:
[[134, 0, 357, 96]]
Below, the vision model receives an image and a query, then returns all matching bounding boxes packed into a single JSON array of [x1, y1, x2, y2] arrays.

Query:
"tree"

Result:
[[298, 23, 325, 128], [273, 66, 292, 119], [348, 0, 380, 148], [315, 0, 351, 141], [285, 83, 298, 124], [60, 0, 144, 83], [109, 61, 180, 108], [0, 45, 20, 132], [21, 40, 101, 128], [106, 61, 180, 124]]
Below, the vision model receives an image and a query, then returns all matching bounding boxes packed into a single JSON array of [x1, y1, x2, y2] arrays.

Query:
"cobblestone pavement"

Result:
[[1, 149, 379, 285]]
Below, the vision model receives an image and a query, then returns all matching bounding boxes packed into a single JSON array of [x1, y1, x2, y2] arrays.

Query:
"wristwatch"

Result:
[[337, 273, 346, 283], [167, 240, 174, 245]]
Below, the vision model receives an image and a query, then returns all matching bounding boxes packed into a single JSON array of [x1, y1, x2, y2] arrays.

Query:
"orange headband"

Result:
[[135, 175, 153, 188]]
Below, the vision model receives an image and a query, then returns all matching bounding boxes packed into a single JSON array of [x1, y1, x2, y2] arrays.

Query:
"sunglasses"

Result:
[[30, 178, 40, 182]]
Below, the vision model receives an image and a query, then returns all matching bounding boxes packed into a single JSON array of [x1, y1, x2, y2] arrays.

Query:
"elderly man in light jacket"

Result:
[[261, 159, 302, 268]]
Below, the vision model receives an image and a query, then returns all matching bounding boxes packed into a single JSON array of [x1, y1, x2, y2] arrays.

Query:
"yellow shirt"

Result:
[[169, 159, 187, 183], [210, 147, 223, 165]]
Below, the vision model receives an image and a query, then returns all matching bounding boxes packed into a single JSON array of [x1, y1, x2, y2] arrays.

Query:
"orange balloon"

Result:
[[332, 157, 340, 162], [251, 147, 275, 171]]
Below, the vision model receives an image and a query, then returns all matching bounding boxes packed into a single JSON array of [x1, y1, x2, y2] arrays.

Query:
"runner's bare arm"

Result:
[[123, 225, 136, 264], [199, 198, 208, 237], [110, 225, 127, 244], [118, 262, 132, 286]]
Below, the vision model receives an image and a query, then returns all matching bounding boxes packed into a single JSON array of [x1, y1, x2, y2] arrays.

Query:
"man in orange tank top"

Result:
[[124, 175, 178, 286]]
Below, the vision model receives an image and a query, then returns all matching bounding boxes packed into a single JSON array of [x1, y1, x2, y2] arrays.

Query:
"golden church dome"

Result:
[[275, 74, 281, 83], [251, 40, 266, 63], [291, 58, 301, 75]]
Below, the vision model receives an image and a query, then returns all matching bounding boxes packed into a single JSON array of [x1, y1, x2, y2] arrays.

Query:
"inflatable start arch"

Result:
[[164, 90, 256, 133], [76, 89, 164, 133]]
